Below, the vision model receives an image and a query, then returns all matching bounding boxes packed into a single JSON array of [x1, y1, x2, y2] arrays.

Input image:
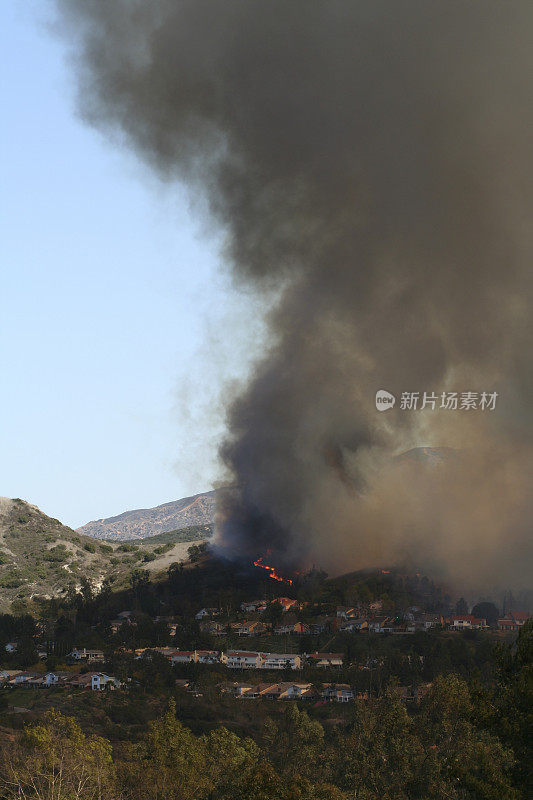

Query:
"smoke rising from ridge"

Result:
[[56, 1, 533, 590]]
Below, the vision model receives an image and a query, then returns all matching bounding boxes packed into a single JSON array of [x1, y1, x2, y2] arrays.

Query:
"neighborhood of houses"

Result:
[[1, 597, 528, 704], [194, 599, 530, 637], [218, 680, 433, 705]]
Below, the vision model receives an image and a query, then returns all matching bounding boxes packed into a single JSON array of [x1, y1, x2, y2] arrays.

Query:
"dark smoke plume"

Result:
[[56, 1, 533, 590]]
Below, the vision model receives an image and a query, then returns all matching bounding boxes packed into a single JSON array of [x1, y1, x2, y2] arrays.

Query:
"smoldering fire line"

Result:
[[56, 1, 533, 591]]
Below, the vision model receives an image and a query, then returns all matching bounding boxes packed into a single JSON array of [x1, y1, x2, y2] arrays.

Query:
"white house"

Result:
[[10, 672, 40, 686], [307, 652, 344, 668], [322, 684, 355, 702], [196, 650, 219, 664], [451, 616, 486, 630], [69, 647, 105, 662], [260, 653, 302, 670], [222, 651, 262, 669], [170, 651, 197, 664], [91, 673, 119, 691], [42, 672, 70, 687]]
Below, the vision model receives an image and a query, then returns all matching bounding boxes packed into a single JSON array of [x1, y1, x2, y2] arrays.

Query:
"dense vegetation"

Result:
[[0, 499, 210, 612], [0, 623, 530, 800], [0, 550, 530, 799]]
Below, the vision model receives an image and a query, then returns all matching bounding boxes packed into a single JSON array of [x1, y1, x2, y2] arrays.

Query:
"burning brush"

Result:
[[253, 556, 293, 585]]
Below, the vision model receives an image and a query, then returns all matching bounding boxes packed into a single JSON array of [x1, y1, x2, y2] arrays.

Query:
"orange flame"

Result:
[[253, 557, 293, 585], [381, 569, 391, 574]]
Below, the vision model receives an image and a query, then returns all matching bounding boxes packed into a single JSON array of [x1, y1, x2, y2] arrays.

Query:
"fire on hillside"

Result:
[[253, 556, 293, 585]]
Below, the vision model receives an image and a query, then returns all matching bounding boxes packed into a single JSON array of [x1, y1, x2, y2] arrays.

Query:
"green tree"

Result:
[[203, 726, 274, 800], [493, 618, 532, 794], [415, 675, 518, 800], [0, 709, 117, 800], [121, 700, 210, 800], [471, 602, 499, 626], [336, 689, 419, 799], [263, 704, 325, 783]]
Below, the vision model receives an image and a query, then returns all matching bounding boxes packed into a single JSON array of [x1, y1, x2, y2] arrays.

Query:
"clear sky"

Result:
[[0, 2, 265, 528]]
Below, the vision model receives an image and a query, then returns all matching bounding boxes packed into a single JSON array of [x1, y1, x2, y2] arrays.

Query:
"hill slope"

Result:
[[0, 497, 115, 610], [77, 491, 215, 541], [0, 498, 210, 611]]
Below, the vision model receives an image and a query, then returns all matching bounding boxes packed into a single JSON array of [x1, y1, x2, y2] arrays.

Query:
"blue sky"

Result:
[[0, 2, 265, 528]]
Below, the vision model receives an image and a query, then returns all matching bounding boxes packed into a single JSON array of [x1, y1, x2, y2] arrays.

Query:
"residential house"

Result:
[[258, 682, 314, 700], [195, 608, 219, 620], [169, 651, 197, 665], [199, 620, 226, 636], [340, 618, 368, 633], [221, 651, 262, 669], [322, 683, 355, 703], [150, 647, 179, 660], [260, 653, 302, 670], [42, 672, 70, 687], [68, 647, 105, 663], [220, 682, 256, 698], [0, 669, 22, 683], [257, 683, 284, 700], [307, 652, 344, 668], [69, 672, 120, 691], [451, 616, 486, 630], [279, 683, 314, 700], [414, 613, 443, 631], [367, 616, 392, 634], [237, 620, 270, 636], [336, 607, 358, 620], [195, 650, 219, 664], [498, 612, 530, 631], [9, 672, 41, 686], [272, 598, 298, 613], [274, 615, 309, 635]]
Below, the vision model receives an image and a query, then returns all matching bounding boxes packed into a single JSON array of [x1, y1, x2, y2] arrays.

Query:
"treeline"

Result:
[[0, 622, 531, 800], [0, 672, 525, 800]]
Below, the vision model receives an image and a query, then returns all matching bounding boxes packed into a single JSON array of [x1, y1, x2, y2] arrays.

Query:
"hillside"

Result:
[[77, 491, 215, 541], [0, 498, 210, 611]]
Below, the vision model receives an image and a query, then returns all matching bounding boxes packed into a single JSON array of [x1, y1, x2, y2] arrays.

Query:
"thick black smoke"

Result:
[[56, 1, 533, 589]]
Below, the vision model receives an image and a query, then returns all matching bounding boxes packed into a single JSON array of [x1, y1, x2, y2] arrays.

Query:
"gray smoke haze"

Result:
[[56, 1, 533, 590]]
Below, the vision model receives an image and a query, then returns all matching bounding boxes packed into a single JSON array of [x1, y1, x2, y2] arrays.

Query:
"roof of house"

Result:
[[261, 653, 300, 660], [225, 651, 260, 658], [308, 652, 343, 659]]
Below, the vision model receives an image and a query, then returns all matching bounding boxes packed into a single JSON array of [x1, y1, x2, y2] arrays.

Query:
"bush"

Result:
[[83, 542, 96, 553]]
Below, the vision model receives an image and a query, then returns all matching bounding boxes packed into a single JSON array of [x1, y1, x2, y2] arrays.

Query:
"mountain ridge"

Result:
[[77, 490, 215, 541]]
